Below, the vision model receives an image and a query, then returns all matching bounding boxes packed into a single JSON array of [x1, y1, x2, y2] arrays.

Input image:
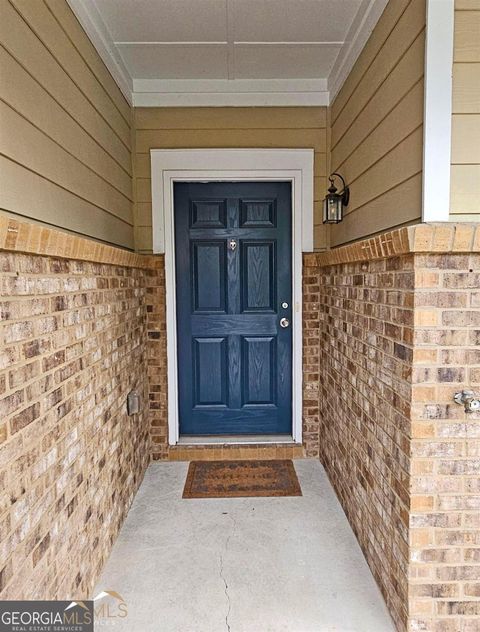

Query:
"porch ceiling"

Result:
[[67, 0, 388, 105]]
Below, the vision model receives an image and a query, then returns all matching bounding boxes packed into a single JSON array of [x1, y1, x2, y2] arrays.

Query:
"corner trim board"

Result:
[[150, 148, 313, 446], [422, 0, 454, 222]]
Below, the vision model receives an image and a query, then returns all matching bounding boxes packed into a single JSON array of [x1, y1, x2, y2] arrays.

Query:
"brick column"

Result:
[[144, 256, 168, 460], [303, 256, 321, 457], [409, 251, 480, 632]]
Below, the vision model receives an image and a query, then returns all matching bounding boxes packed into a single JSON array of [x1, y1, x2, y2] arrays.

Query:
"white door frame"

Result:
[[150, 149, 314, 446]]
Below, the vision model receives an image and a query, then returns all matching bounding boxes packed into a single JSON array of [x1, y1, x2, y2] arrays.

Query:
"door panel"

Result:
[[240, 199, 276, 227], [241, 241, 276, 312], [193, 338, 228, 406], [191, 241, 227, 312], [242, 336, 277, 406], [190, 199, 227, 228], [175, 182, 292, 435]]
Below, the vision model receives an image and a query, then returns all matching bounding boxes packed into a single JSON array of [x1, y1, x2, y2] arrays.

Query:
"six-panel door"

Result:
[[174, 182, 292, 435]]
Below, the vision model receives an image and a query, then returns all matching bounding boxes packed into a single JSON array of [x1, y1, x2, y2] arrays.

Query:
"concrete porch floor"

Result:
[[94, 460, 395, 632]]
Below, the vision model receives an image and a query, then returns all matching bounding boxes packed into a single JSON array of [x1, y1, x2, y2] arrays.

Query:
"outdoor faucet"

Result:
[[454, 390, 480, 413]]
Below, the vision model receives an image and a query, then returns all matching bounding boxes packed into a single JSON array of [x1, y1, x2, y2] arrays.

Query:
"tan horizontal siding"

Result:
[[330, 174, 422, 246], [452, 64, 480, 112], [0, 101, 132, 222], [331, 39, 424, 172], [334, 82, 423, 185], [135, 107, 327, 130], [0, 156, 133, 246], [346, 128, 423, 210], [133, 107, 328, 253], [331, 0, 425, 147], [10, 0, 131, 147], [329, 0, 425, 247], [331, 0, 411, 122], [0, 0, 133, 248], [1, 48, 132, 199], [451, 115, 480, 163], [450, 165, 480, 215], [450, 5, 480, 217], [455, 0, 480, 9], [454, 10, 480, 61], [135, 128, 326, 154], [43, 0, 131, 123], [0, 2, 132, 174]]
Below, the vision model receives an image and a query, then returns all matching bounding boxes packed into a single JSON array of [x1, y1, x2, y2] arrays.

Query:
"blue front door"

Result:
[[174, 182, 292, 435]]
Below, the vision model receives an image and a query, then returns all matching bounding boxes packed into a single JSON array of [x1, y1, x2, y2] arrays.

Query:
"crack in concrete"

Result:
[[219, 552, 231, 632], [219, 513, 236, 632]]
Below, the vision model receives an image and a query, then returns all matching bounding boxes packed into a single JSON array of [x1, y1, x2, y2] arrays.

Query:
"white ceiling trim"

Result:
[[133, 78, 329, 107], [134, 79, 328, 92], [226, 0, 234, 79], [115, 41, 229, 45], [66, 0, 133, 103], [114, 41, 345, 46], [233, 41, 344, 45], [328, 0, 389, 102], [134, 90, 329, 107]]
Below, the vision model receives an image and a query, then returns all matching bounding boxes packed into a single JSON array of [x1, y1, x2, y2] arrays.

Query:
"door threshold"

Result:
[[178, 434, 297, 445]]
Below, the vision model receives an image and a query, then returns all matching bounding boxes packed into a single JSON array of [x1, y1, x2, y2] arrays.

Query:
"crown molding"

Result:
[[328, 0, 389, 103], [133, 78, 329, 107], [66, 0, 133, 104]]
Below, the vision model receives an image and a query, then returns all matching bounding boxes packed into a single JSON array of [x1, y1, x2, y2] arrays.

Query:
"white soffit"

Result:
[[67, 0, 390, 106]]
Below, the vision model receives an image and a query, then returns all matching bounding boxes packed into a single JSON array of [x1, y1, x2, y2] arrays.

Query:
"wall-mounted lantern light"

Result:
[[322, 173, 350, 224]]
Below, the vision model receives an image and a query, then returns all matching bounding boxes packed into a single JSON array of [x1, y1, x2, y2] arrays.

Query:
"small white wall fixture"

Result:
[[150, 148, 314, 445]]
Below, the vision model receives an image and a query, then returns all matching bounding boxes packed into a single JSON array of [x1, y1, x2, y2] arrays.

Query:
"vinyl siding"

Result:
[[329, 0, 426, 247], [0, 0, 134, 248], [450, 0, 480, 219], [133, 107, 328, 252]]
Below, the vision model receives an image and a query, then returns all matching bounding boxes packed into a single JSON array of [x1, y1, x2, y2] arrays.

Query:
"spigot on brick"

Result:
[[454, 390, 480, 413]]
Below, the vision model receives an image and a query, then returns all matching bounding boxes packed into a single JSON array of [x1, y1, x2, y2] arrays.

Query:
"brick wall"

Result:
[[302, 257, 321, 458], [0, 251, 150, 599], [308, 224, 480, 632], [409, 252, 480, 632], [316, 255, 414, 631], [1, 217, 479, 627], [145, 257, 168, 460]]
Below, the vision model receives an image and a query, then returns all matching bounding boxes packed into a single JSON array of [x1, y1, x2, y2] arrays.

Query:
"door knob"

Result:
[[280, 317, 290, 328]]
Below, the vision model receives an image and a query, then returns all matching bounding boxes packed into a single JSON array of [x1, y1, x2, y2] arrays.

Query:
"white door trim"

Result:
[[150, 148, 314, 446]]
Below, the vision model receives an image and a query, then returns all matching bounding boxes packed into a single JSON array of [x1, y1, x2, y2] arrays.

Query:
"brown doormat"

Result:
[[182, 459, 302, 499]]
